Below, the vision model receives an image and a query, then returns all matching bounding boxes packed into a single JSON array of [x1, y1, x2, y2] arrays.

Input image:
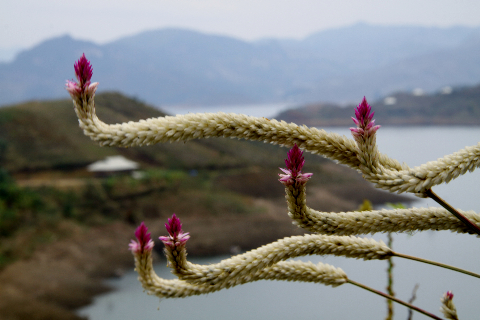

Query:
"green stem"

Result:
[[394, 251, 480, 279], [347, 279, 443, 320], [425, 188, 480, 236]]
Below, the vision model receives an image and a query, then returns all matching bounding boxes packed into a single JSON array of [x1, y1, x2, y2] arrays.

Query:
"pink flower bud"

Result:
[[444, 291, 454, 301], [279, 144, 313, 186], [74, 53, 93, 87], [65, 54, 98, 100], [129, 222, 154, 254], [350, 97, 380, 139], [159, 214, 190, 248]]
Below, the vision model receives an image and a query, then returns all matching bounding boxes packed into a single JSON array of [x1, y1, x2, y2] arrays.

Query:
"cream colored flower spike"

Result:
[[68, 57, 480, 196]]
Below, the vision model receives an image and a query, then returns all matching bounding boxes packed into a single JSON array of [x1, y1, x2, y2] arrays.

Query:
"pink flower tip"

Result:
[[66, 54, 98, 99], [279, 144, 313, 186], [129, 222, 154, 254], [159, 214, 190, 248], [350, 97, 380, 139], [74, 53, 93, 86], [444, 291, 454, 301], [285, 144, 305, 173]]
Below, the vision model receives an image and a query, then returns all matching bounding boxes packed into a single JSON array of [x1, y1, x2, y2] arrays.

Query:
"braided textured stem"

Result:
[[133, 246, 348, 298], [284, 183, 480, 235], [163, 233, 391, 287], [71, 95, 480, 195]]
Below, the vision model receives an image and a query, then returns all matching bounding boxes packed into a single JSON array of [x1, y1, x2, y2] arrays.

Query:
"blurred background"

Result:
[[1, 1, 480, 319]]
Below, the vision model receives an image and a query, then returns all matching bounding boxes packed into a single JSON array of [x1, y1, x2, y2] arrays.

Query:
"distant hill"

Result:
[[275, 84, 480, 126], [1, 24, 480, 107]]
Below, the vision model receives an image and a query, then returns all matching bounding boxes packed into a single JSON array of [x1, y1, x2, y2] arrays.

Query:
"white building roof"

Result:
[[87, 155, 139, 172]]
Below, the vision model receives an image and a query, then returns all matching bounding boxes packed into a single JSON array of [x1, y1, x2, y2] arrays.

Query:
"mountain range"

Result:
[[1, 23, 480, 107]]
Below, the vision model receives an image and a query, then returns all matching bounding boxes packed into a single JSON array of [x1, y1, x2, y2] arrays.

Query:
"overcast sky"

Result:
[[2, 0, 480, 50]]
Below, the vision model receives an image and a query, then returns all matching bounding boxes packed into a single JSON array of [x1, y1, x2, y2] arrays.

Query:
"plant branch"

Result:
[[394, 251, 480, 279], [347, 279, 442, 320], [385, 233, 394, 320], [425, 188, 480, 236], [407, 284, 420, 320]]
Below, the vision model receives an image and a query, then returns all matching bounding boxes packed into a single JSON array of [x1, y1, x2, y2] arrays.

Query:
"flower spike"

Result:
[[65, 53, 98, 101], [159, 214, 190, 249], [129, 222, 154, 254], [74, 53, 93, 88], [440, 291, 458, 320], [279, 144, 313, 186], [350, 97, 380, 140]]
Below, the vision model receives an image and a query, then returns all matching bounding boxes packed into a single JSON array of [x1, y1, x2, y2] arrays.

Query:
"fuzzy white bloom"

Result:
[[284, 184, 480, 235], [133, 245, 348, 298], [71, 94, 480, 196], [162, 233, 390, 287]]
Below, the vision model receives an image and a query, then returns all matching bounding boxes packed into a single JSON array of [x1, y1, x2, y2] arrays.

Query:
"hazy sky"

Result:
[[2, 0, 480, 49]]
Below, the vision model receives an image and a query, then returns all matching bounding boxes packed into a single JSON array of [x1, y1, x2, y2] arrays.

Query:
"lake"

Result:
[[77, 121, 480, 320]]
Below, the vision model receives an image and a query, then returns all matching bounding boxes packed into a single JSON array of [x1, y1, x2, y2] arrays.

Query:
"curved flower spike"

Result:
[[67, 56, 480, 195]]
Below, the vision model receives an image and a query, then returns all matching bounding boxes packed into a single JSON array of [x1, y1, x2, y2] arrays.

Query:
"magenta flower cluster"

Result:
[[129, 222, 154, 254], [159, 214, 190, 249], [350, 97, 380, 140], [65, 53, 98, 99], [279, 144, 313, 186], [444, 291, 454, 301]]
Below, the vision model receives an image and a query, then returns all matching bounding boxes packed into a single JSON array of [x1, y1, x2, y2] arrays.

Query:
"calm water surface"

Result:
[[159, 102, 295, 118], [78, 126, 480, 320]]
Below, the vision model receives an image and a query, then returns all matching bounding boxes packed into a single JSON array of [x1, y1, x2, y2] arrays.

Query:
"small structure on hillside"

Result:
[[87, 155, 139, 177]]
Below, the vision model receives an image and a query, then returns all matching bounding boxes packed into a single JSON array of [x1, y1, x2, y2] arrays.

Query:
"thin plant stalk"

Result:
[[407, 284, 420, 320], [347, 279, 442, 320], [394, 252, 480, 279], [426, 188, 480, 236], [385, 233, 394, 320]]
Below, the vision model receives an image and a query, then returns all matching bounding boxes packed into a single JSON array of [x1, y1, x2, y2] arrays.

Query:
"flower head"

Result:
[[74, 53, 93, 87], [65, 53, 98, 100], [350, 97, 380, 140], [279, 144, 313, 186], [129, 222, 154, 254], [159, 214, 190, 248], [443, 291, 454, 301], [440, 291, 458, 320]]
